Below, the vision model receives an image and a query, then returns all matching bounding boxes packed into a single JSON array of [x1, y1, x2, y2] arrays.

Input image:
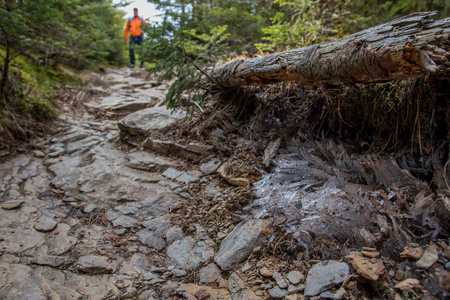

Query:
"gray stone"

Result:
[[166, 236, 214, 270], [286, 270, 304, 285], [163, 168, 183, 180], [172, 268, 187, 277], [214, 219, 272, 270], [288, 283, 305, 294], [83, 204, 97, 213], [32, 150, 45, 158], [32, 255, 67, 267], [142, 272, 161, 281], [273, 271, 288, 289], [166, 226, 184, 244], [161, 282, 179, 297], [137, 229, 167, 250], [320, 287, 347, 299], [199, 263, 221, 284], [2, 200, 24, 210], [304, 260, 350, 297], [34, 216, 58, 232], [126, 151, 180, 172], [118, 107, 183, 135], [228, 272, 246, 293], [118, 253, 150, 277], [112, 215, 137, 228], [199, 159, 222, 175], [269, 286, 288, 299], [416, 243, 439, 269], [175, 171, 201, 183], [77, 255, 113, 274]]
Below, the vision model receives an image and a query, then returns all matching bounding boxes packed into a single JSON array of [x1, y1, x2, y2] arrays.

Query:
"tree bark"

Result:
[[209, 11, 450, 88]]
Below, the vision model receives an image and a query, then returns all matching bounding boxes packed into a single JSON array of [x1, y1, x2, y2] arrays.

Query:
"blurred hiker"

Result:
[[124, 7, 145, 68]]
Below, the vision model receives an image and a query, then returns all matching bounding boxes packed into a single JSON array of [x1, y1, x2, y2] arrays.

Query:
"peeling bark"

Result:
[[209, 12, 450, 87]]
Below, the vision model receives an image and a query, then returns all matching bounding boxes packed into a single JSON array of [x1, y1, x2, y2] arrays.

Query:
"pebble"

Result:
[[273, 271, 288, 289], [2, 200, 24, 210], [83, 204, 97, 213], [259, 266, 273, 277], [151, 266, 167, 273], [172, 268, 187, 277], [34, 216, 58, 232], [304, 260, 350, 297], [416, 243, 439, 269], [320, 287, 347, 299], [76, 255, 113, 274], [227, 272, 246, 293], [33, 150, 45, 158], [269, 286, 288, 299], [199, 263, 221, 284], [161, 282, 179, 297], [286, 270, 304, 285], [288, 283, 305, 294]]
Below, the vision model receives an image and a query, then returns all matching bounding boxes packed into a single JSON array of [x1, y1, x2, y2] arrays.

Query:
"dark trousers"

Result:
[[129, 35, 143, 66]]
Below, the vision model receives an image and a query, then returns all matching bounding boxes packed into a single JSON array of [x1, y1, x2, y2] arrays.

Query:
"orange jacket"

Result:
[[124, 16, 145, 41]]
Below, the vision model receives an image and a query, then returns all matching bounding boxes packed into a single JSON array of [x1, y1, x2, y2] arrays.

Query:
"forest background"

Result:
[[0, 0, 448, 152]]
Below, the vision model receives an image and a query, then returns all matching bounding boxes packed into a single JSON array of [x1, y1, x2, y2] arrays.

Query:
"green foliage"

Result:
[[257, 0, 450, 52], [144, 19, 228, 115], [0, 0, 126, 147], [150, 0, 273, 54]]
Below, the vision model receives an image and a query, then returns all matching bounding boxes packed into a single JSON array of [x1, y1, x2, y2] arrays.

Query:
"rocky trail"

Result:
[[0, 68, 449, 300]]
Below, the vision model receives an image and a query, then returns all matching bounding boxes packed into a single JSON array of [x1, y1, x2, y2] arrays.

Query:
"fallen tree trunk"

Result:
[[209, 11, 450, 87]]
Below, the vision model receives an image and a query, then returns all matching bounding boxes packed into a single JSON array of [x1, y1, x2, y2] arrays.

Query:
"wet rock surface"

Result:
[[0, 67, 448, 299]]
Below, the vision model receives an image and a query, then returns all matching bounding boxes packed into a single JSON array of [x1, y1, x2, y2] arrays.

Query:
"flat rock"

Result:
[[214, 219, 272, 270], [288, 283, 305, 294], [137, 229, 166, 250], [77, 255, 113, 274], [234, 289, 262, 300], [259, 267, 273, 277], [166, 236, 214, 270], [199, 263, 221, 284], [34, 216, 58, 232], [177, 284, 230, 300], [2, 200, 24, 210], [166, 226, 184, 244], [161, 282, 179, 297], [269, 286, 288, 299], [32, 255, 67, 267], [286, 270, 304, 285], [416, 243, 439, 269], [320, 287, 347, 299], [347, 252, 385, 281], [199, 159, 222, 175], [118, 107, 183, 135], [32, 150, 45, 158], [83, 204, 97, 213], [273, 272, 288, 289], [112, 215, 137, 228], [172, 268, 187, 277], [304, 260, 350, 297], [227, 272, 246, 293]]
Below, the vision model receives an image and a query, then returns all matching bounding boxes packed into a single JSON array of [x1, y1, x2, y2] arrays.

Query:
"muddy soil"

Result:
[[0, 67, 449, 300]]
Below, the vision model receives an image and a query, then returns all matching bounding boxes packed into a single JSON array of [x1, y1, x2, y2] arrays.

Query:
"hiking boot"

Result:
[[129, 64, 135, 68], [139, 62, 144, 68]]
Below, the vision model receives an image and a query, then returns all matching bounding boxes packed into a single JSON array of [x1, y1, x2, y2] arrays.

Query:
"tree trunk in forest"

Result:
[[209, 11, 450, 88]]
